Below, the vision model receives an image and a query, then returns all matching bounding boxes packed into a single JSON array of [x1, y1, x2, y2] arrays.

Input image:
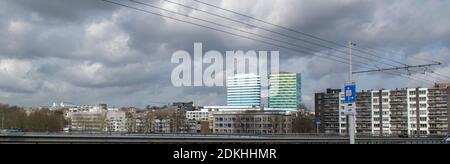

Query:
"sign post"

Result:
[[315, 118, 321, 134], [344, 83, 356, 105], [346, 41, 357, 144], [344, 82, 356, 144]]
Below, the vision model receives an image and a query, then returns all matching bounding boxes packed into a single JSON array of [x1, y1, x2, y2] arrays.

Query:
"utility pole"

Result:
[[349, 41, 353, 81], [347, 41, 356, 144]]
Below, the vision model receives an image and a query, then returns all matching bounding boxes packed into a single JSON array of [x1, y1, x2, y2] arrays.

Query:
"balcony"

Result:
[[428, 113, 448, 116], [428, 120, 448, 124]]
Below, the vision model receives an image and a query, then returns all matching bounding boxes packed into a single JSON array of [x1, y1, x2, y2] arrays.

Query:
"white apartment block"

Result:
[[368, 88, 428, 136], [406, 88, 429, 135], [338, 92, 346, 134], [105, 111, 128, 132], [186, 110, 209, 121], [327, 86, 448, 136], [371, 90, 392, 135]]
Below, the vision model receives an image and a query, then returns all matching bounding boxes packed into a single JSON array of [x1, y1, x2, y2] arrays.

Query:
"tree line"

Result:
[[0, 103, 65, 132]]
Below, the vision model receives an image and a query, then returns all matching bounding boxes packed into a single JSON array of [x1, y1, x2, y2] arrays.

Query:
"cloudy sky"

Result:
[[0, 0, 449, 109]]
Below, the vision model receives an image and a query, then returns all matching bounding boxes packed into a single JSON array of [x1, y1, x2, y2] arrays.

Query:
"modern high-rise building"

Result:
[[227, 74, 261, 107], [315, 84, 450, 136], [268, 73, 302, 110]]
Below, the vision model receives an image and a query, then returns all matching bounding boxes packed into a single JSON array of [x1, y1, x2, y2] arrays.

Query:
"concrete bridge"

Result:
[[0, 133, 446, 144]]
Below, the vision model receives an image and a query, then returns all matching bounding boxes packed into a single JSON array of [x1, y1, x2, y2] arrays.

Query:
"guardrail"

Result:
[[0, 131, 446, 138], [0, 133, 446, 144]]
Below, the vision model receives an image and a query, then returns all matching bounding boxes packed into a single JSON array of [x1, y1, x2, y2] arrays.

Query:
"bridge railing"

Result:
[[1, 130, 447, 140]]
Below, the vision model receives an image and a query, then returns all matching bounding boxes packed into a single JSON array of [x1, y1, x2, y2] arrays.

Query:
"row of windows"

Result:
[[215, 129, 278, 134], [215, 123, 282, 128], [410, 110, 427, 115], [215, 117, 237, 122], [106, 119, 124, 122], [409, 97, 427, 101], [215, 117, 282, 122], [371, 90, 426, 98], [373, 105, 390, 109], [409, 104, 427, 108], [410, 124, 428, 128], [372, 98, 389, 103], [108, 117, 124, 120], [373, 118, 390, 122], [371, 104, 429, 109], [409, 91, 427, 95], [371, 115, 428, 120], [373, 111, 390, 115], [373, 92, 389, 97], [409, 117, 428, 122], [187, 113, 208, 117], [373, 124, 390, 128]]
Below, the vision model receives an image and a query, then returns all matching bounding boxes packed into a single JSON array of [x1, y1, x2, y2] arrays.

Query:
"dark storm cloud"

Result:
[[0, 0, 449, 108], [6, 0, 117, 22]]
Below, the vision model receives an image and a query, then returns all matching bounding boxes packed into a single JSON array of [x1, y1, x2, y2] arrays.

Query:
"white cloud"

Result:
[[54, 60, 163, 89], [73, 18, 135, 64], [0, 59, 42, 93]]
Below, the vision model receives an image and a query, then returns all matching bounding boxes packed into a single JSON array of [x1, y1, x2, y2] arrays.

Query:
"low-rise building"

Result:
[[50, 102, 77, 111], [186, 109, 209, 133], [186, 110, 209, 121], [127, 111, 150, 133], [70, 111, 106, 132], [212, 110, 294, 134], [105, 111, 127, 132]]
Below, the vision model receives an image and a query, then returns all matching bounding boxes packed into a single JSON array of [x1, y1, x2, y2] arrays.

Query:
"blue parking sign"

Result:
[[344, 84, 356, 104], [315, 119, 321, 125]]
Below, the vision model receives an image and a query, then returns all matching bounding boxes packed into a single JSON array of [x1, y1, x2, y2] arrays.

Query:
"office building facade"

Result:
[[227, 74, 261, 107], [212, 110, 294, 134], [269, 73, 302, 110]]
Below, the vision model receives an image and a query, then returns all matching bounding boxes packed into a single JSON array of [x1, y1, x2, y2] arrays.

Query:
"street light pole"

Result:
[[348, 41, 356, 144], [349, 41, 353, 81]]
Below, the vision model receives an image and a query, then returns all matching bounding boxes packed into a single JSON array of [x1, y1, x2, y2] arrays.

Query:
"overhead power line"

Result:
[[128, 0, 375, 68], [102, 0, 353, 66], [188, 0, 448, 81], [353, 63, 442, 74], [101, 0, 437, 85], [358, 46, 450, 81], [189, 0, 407, 66], [155, 0, 392, 67], [131, 0, 438, 83], [130, 0, 438, 84]]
